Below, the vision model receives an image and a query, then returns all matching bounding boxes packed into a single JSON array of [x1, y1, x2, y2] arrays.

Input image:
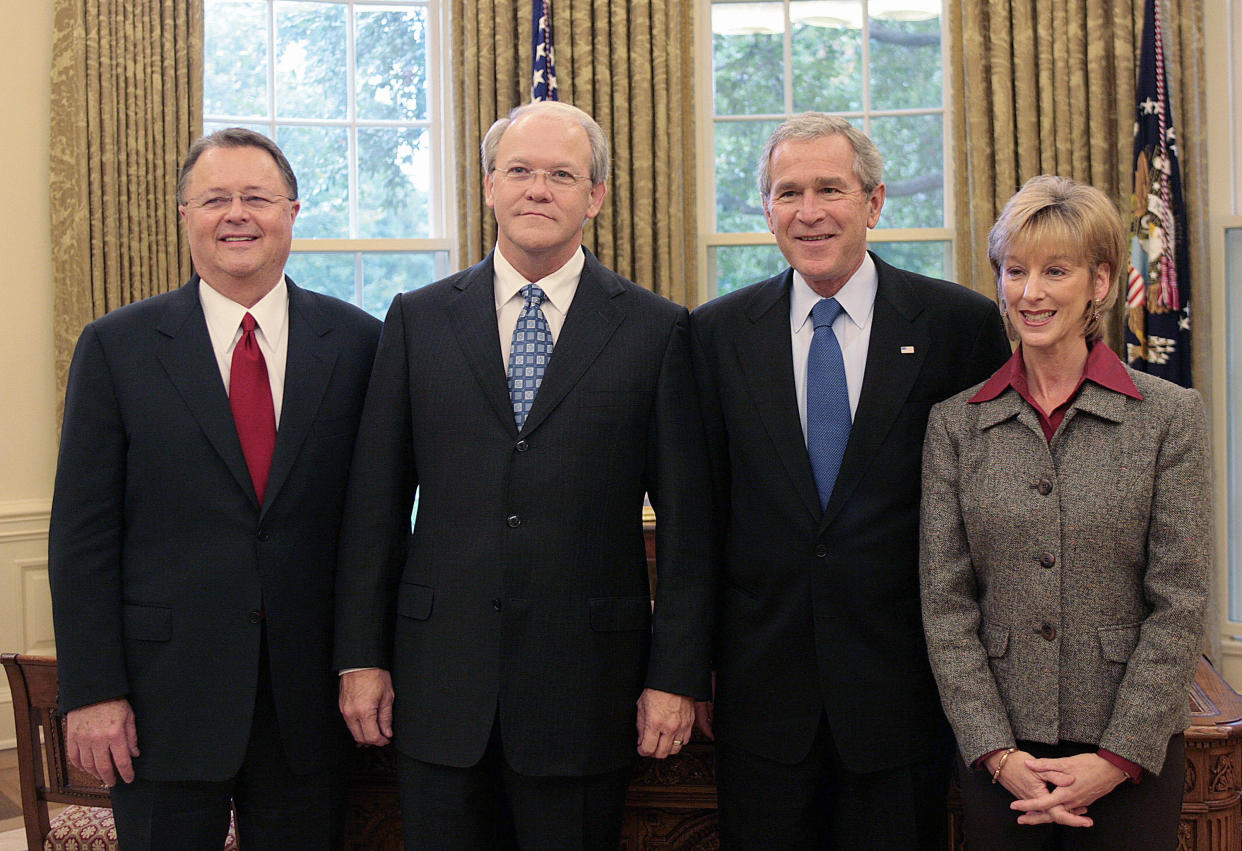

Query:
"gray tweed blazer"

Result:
[[919, 363, 1210, 774]]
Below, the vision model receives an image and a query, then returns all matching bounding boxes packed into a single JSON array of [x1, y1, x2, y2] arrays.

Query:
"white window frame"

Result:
[[203, 0, 457, 305], [694, 0, 953, 303], [1215, 218, 1242, 658]]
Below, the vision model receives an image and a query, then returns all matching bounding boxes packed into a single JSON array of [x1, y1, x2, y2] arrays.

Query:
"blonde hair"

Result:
[[988, 175, 1126, 343]]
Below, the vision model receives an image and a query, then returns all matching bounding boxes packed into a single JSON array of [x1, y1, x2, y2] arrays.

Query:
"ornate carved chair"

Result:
[[2, 653, 238, 851]]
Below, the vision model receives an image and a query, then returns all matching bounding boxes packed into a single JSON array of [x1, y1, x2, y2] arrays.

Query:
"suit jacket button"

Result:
[[1039, 552, 1056, 568], [814, 545, 828, 558], [248, 610, 262, 624], [507, 514, 521, 528], [492, 598, 503, 611], [515, 440, 529, 452], [1040, 623, 1056, 641], [1037, 478, 1053, 495], [256, 528, 270, 542]]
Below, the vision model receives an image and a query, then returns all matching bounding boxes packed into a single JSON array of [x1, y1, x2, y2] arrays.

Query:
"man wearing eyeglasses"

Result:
[[334, 100, 712, 849], [49, 128, 380, 850]]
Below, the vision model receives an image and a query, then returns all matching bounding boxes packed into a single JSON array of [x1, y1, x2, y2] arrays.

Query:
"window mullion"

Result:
[[783, 1, 794, 115], [860, 0, 871, 135], [346, 1, 361, 244], [267, 1, 278, 137]]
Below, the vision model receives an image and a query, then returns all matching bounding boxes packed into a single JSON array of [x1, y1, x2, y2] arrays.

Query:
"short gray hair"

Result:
[[757, 113, 883, 200], [481, 101, 610, 185], [177, 128, 298, 205]]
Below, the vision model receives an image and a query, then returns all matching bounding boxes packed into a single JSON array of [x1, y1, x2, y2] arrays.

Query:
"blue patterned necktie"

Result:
[[508, 284, 553, 430], [806, 297, 851, 510]]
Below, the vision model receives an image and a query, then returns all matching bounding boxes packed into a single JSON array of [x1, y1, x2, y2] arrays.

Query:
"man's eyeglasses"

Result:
[[184, 192, 295, 212], [494, 166, 592, 188]]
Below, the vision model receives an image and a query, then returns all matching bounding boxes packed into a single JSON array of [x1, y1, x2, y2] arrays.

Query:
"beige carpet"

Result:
[[0, 826, 26, 851]]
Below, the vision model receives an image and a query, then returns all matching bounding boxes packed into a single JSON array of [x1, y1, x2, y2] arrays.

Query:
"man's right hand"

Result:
[[65, 698, 139, 787], [339, 668, 394, 746]]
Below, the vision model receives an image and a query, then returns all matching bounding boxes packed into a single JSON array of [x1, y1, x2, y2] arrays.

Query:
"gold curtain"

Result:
[[50, 0, 203, 407], [453, 0, 698, 306], [949, 0, 1207, 367]]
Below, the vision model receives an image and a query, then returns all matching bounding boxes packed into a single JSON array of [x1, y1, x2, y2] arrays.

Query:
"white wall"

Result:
[[0, 0, 57, 748]]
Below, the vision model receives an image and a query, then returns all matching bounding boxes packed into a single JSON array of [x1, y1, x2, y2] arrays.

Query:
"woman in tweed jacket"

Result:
[[919, 175, 1210, 848]]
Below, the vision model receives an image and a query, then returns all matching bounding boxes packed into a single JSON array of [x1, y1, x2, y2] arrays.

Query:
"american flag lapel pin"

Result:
[[900, 345, 915, 354]]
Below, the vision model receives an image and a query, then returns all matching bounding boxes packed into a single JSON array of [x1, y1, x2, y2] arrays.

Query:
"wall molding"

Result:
[[1, 499, 52, 749], [0, 498, 51, 543]]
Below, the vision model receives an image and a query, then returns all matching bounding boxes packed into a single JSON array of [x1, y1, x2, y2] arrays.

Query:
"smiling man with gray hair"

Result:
[[691, 113, 1011, 849]]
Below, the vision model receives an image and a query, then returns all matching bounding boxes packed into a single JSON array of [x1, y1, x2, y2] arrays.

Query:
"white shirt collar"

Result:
[[790, 252, 878, 334], [199, 275, 290, 350], [492, 245, 585, 315]]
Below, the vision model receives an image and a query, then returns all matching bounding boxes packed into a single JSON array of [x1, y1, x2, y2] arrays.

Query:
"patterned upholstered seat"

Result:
[[42, 805, 239, 851]]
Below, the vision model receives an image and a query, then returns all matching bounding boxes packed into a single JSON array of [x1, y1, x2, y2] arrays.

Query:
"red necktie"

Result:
[[230, 313, 276, 504]]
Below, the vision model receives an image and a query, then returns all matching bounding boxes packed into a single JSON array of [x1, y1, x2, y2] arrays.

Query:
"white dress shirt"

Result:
[[199, 276, 290, 425], [790, 253, 878, 442], [493, 246, 584, 366]]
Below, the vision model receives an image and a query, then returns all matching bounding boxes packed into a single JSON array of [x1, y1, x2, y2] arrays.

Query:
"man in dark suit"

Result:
[[49, 128, 381, 850], [334, 100, 712, 849], [690, 113, 1011, 849]]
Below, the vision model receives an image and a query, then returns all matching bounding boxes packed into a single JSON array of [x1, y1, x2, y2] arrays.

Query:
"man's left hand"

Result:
[[636, 688, 694, 759]]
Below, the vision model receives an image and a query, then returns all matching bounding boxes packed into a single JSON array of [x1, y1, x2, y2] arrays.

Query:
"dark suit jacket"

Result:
[[49, 276, 381, 782], [690, 252, 1011, 772], [333, 248, 712, 777]]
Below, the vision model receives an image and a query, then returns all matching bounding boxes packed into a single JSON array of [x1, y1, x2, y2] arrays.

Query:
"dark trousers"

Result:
[[110, 635, 344, 851], [715, 711, 952, 850], [956, 735, 1186, 850], [396, 716, 633, 851]]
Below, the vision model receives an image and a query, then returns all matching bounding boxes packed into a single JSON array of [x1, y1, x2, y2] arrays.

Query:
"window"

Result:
[[204, 0, 453, 317], [698, 0, 950, 298], [1223, 223, 1242, 628]]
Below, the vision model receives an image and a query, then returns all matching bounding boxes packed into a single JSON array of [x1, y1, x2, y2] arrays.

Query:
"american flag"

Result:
[[532, 0, 558, 101], [1124, 0, 1191, 386]]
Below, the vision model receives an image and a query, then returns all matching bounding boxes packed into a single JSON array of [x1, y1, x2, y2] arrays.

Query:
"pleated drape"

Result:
[[949, 0, 1207, 366], [50, 0, 202, 412], [453, 0, 697, 305]]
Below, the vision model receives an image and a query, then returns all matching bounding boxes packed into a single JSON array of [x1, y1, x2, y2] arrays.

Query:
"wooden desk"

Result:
[[343, 740, 720, 851], [341, 520, 1242, 850], [1180, 657, 1242, 851]]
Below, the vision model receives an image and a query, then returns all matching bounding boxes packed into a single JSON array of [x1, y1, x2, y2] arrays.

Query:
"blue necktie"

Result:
[[508, 284, 553, 430], [806, 298, 851, 510]]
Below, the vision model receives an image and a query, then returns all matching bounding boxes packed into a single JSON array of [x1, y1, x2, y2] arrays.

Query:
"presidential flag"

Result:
[[1125, 0, 1191, 386], [533, 0, 558, 101]]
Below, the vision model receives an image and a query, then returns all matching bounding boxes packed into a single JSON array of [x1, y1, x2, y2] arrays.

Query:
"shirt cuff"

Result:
[[1097, 749, 1142, 783], [974, 749, 1005, 771]]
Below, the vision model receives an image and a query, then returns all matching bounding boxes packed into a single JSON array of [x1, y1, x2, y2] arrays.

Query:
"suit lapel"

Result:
[[519, 250, 624, 436], [263, 280, 337, 516], [446, 256, 516, 433], [154, 277, 257, 507], [821, 257, 929, 528], [734, 272, 822, 521]]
